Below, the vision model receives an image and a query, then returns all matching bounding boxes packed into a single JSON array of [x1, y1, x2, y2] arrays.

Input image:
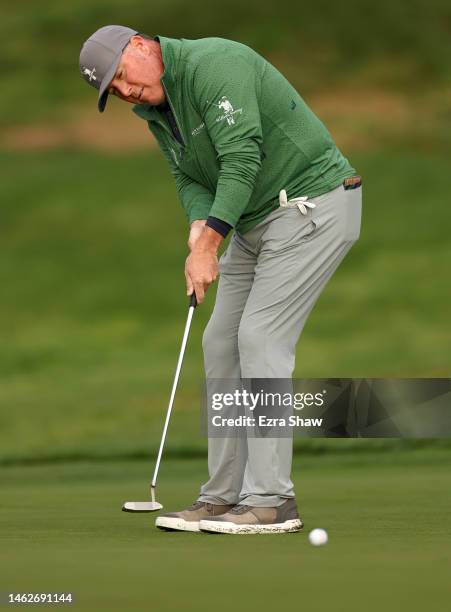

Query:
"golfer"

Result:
[[80, 26, 362, 534]]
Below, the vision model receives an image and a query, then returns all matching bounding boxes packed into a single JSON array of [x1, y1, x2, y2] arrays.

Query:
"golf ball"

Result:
[[308, 528, 328, 546]]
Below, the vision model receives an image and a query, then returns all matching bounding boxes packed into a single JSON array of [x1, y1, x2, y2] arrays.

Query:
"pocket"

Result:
[[264, 207, 319, 253], [343, 188, 362, 242], [299, 218, 318, 241], [294, 205, 320, 242]]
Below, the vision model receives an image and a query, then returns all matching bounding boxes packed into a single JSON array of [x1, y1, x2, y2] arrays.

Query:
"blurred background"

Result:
[[1, 2, 451, 610], [1, 0, 450, 464]]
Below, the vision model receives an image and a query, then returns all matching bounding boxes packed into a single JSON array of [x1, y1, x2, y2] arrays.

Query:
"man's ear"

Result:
[[129, 35, 149, 55]]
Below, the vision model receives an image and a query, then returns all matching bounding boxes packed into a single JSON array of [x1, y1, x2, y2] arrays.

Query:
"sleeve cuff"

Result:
[[206, 216, 233, 238]]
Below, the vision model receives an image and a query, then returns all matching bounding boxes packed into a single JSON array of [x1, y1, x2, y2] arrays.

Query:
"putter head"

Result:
[[122, 501, 163, 513]]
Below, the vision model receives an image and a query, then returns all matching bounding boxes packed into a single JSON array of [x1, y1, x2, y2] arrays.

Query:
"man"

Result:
[[80, 26, 362, 534]]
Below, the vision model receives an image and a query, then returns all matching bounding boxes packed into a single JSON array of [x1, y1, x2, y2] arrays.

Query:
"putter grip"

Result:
[[189, 293, 198, 308]]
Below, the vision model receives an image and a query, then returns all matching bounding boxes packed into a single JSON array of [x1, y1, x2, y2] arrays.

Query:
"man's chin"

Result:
[[123, 97, 144, 106]]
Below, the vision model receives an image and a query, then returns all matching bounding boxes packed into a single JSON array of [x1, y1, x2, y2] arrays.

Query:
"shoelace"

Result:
[[187, 501, 206, 511], [187, 501, 218, 514], [279, 189, 316, 215], [229, 505, 252, 515]]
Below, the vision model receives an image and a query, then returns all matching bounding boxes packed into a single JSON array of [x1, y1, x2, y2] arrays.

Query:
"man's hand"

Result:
[[188, 220, 207, 251], [185, 226, 223, 303]]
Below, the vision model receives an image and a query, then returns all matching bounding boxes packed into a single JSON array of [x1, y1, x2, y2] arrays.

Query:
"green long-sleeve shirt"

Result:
[[133, 35, 356, 234]]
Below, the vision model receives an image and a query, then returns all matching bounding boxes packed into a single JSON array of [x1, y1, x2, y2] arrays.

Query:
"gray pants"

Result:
[[198, 182, 362, 507]]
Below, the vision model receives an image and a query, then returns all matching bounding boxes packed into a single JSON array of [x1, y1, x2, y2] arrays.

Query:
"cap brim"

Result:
[[97, 52, 122, 113]]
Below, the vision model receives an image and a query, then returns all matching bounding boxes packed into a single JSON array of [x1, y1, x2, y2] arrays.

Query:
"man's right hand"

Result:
[[188, 220, 207, 251]]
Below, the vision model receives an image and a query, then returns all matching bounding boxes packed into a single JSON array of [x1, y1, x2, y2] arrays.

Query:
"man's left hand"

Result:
[[184, 227, 223, 303]]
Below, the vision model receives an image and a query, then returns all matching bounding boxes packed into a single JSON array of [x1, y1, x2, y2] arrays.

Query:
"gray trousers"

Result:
[[198, 182, 362, 507]]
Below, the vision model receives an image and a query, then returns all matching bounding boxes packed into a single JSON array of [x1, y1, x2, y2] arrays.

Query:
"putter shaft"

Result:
[[151, 294, 197, 489]]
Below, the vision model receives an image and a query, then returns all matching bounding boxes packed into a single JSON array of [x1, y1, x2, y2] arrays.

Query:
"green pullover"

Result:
[[133, 35, 357, 234]]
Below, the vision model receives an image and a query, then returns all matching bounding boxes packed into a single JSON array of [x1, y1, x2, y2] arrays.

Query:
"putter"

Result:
[[122, 293, 198, 512]]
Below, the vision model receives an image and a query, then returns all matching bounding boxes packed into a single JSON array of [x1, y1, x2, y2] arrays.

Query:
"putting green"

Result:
[[1, 448, 450, 611]]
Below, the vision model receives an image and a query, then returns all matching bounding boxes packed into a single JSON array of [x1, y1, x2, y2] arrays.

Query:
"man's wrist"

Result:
[[192, 226, 223, 253]]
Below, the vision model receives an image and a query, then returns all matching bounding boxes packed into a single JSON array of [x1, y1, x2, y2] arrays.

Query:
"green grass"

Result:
[[3, 0, 451, 125], [1, 448, 450, 611], [1, 148, 450, 463]]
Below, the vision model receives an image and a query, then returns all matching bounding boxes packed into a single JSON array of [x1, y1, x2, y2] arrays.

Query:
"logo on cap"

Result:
[[82, 66, 97, 82]]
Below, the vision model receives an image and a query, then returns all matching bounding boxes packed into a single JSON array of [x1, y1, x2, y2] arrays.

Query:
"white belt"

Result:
[[279, 189, 316, 215]]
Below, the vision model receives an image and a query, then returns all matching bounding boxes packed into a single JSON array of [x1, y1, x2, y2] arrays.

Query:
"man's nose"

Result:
[[113, 80, 132, 98]]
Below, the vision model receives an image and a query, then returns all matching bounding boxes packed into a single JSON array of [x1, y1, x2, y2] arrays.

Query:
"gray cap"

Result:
[[79, 25, 138, 112]]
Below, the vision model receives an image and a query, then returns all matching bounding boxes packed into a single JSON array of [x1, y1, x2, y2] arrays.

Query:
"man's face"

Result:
[[108, 36, 165, 106]]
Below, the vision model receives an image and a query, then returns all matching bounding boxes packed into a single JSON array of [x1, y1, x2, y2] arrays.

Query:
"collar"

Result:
[[132, 35, 183, 122]]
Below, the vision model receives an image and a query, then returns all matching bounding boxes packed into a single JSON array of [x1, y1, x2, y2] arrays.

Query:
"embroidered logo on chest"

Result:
[[207, 96, 243, 126]]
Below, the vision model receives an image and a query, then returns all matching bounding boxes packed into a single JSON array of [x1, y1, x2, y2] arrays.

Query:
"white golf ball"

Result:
[[308, 528, 328, 546]]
